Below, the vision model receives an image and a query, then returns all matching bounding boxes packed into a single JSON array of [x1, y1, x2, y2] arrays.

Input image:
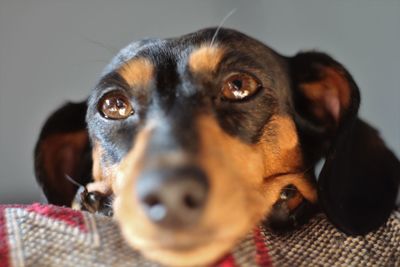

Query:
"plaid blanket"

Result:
[[0, 204, 399, 267]]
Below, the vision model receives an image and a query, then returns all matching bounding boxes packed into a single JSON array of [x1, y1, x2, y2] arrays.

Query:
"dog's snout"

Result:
[[136, 166, 209, 229]]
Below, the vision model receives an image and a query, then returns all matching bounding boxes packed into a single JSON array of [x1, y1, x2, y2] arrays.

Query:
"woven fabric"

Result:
[[0, 204, 399, 267]]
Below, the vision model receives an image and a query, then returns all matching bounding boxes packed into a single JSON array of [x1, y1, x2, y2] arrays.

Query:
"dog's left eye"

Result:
[[98, 92, 134, 120], [221, 72, 261, 101]]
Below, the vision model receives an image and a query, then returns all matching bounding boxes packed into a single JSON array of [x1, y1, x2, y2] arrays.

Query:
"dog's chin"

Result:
[[114, 203, 257, 266], [119, 227, 238, 267]]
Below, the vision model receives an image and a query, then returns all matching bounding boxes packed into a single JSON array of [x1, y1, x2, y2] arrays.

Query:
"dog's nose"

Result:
[[136, 166, 209, 229]]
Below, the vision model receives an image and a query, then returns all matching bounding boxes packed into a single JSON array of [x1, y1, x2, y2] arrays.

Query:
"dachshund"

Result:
[[34, 28, 400, 266]]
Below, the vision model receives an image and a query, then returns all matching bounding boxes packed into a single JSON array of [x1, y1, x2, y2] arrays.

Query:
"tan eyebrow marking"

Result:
[[117, 57, 154, 88], [188, 45, 225, 74]]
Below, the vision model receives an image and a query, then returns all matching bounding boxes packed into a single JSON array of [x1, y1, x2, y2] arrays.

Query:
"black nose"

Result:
[[136, 166, 209, 229]]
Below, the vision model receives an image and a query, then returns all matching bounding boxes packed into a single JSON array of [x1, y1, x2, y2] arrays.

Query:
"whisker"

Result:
[[64, 174, 84, 188], [80, 35, 119, 55], [210, 8, 237, 47], [104, 202, 114, 208]]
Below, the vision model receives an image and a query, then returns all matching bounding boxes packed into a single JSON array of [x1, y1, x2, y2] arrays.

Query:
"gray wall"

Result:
[[0, 0, 399, 203]]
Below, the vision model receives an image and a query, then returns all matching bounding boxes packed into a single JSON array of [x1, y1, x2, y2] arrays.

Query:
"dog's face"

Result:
[[86, 29, 319, 265], [35, 28, 400, 266]]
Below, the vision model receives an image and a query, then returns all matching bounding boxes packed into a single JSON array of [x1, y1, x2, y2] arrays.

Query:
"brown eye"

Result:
[[98, 92, 134, 120], [221, 72, 261, 101]]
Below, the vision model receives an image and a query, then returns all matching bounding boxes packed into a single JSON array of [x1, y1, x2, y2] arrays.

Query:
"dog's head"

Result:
[[34, 28, 400, 266]]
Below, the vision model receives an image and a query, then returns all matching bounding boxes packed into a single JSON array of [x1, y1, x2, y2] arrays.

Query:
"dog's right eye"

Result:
[[98, 92, 134, 120], [221, 72, 261, 101]]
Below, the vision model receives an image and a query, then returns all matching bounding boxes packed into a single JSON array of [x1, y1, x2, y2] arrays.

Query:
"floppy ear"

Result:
[[34, 101, 93, 206], [290, 52, 400, 235]]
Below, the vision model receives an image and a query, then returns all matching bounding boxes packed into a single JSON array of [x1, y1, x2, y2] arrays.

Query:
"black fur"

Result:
[[35, 28, 399, 235]]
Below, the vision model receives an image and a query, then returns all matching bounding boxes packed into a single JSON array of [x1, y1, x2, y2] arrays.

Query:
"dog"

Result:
[[34, 28, 400, 266]]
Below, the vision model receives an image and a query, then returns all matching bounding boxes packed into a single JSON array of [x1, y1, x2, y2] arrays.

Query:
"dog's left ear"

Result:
[[34, 101, 92, 206], [289, 52, 400, 235]]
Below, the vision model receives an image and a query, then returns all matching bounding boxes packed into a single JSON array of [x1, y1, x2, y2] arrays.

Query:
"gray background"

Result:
[[0, 0, 399, 203]]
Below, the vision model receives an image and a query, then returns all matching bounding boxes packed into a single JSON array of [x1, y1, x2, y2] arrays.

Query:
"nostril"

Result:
[[143, 194, 167, 222], [136, 166, 209, 228], [143, 194, 161, 207], [183, 193, 201, 210]]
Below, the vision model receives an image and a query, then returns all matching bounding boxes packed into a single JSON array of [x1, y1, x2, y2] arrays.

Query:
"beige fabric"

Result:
[[1, 204, 399, 267]]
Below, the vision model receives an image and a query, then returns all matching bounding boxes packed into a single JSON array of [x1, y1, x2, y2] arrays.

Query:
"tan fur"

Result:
[[113, 114, 316, 266], [89, 142, 117, 194], [188, 45, 225, 74], [286, 190, 304, 210], [114, 117, 262, 266], [258, 115, 317, 203], [91, 142, 103, 182], [117, 57, 154, 88]]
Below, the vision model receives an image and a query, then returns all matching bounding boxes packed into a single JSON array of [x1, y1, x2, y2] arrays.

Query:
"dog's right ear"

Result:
[[34, 101, 92, 206]]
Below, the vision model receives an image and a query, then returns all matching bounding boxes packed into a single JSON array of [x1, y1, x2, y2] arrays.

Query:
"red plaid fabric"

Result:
[[0, 204, 399, 267]]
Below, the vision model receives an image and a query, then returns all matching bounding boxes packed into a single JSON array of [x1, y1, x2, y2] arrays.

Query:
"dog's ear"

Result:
[[34, 101, 92, 206], [289, 52, 400, 235]]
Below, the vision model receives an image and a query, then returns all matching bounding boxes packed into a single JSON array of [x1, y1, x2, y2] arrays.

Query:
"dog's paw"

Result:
[[263, 184, 319, 232], [72, 185, 114, 216]]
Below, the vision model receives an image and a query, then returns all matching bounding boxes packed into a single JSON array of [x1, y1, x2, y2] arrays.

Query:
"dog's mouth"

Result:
[[116, 222, 245, 266], [113, 174, 257, 266], [109, 115, 317, 266], [130, 230, 217, 252], [157, 241, 206, 252]]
